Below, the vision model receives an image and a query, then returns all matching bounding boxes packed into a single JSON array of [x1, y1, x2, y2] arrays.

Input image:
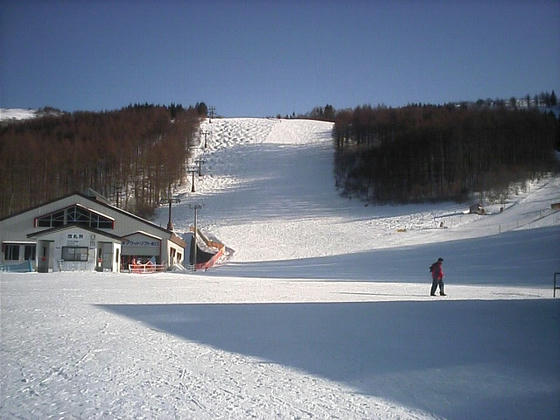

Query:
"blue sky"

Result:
[[1, 0, 559, 117]]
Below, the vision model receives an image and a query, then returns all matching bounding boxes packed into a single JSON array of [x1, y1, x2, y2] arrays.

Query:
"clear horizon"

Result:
[[1, 0, 559, 117]]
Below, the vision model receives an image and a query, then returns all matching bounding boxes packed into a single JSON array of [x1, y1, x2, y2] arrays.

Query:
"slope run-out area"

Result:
[[2, 118, 559, 419]]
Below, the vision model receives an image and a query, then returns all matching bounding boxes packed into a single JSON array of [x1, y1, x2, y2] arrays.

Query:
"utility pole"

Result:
[[189, 203, 203, 271]]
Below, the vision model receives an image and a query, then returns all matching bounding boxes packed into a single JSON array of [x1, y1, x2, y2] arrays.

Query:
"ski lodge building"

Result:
[[0, 190, 186, 273]]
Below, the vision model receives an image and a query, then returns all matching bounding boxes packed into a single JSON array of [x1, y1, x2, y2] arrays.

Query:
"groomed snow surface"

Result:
[[2, 118, 560, 419]]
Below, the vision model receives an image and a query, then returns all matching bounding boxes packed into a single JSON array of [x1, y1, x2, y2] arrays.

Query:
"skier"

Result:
[[430, 257, 446, 296]]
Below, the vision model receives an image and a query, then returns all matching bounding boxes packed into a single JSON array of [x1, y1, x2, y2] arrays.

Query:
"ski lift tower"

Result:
[[201, 130, 209, 148], [186, 166, 199, 192], [194, 158, 206, 176]]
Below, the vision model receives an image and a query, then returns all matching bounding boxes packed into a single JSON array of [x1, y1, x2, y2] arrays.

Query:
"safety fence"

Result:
[[194, 247, 224, 271], [128, 263, 166, 274], [0, 260, 34, 272], [496, 209, 560, 233], [428, 209, 560, 235]]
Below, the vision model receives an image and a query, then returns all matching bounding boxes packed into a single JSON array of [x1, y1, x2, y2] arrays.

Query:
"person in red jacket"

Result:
[[430, 257, 446, 296]]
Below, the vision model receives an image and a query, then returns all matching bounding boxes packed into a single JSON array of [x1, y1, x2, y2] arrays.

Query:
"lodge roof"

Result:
[[27, 223, 123, 241], [1, 191, 176, 238]]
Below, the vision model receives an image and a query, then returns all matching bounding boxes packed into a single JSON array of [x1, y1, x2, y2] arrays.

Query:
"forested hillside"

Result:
[[0, 104, 203, 219], [333, 105, 559, 203]]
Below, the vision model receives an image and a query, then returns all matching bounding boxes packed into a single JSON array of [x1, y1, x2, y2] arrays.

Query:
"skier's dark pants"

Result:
[[431, 278, 444, 295]]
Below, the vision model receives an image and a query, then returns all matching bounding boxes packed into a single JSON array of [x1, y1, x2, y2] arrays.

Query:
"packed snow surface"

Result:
[[2, 118, 560, 419]]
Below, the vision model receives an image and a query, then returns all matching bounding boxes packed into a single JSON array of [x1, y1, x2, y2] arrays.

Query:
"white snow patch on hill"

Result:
[[0, 108, 65, 122], [0, 108, 38, 121]]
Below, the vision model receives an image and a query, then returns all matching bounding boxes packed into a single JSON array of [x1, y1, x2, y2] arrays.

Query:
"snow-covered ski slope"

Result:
[[165, 118, 560, 281], [2, 118, 560, 419]]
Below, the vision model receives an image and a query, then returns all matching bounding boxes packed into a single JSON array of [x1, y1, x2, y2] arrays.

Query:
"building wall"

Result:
[[0, 194, 182, 268], [167, 240, 185, 266], [0, 242, 37, 267], [32, 226, 121, 272], [121, 232, 162, 258]]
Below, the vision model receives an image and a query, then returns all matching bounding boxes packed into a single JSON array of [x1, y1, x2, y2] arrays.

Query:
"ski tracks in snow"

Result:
[[186, 118, 279, 196]]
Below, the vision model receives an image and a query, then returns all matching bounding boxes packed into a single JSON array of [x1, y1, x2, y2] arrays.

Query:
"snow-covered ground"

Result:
[[2, 118, 560, 419]]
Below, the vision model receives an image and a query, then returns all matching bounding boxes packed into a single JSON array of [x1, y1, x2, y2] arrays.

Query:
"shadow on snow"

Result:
[[97, 299, 560, 419], [209, 226, 560, 287]]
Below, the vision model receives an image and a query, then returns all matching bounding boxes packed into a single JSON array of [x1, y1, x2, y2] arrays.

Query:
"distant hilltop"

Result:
[[444, 91, 558, 116], [0, 107, 65, 123]]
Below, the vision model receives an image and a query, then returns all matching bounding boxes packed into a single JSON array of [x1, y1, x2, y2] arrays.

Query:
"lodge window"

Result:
[[4, 244, 20, 261], [37, 209, 64, 227], [36, 205, 114, 229], [61, 246, 89, 262], [24, 245, 36, 261]]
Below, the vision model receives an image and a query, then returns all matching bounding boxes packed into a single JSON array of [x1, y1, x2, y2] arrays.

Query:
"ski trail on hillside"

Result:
[[265, 118, 333, 145], [184, 118, 278, 195], [157, 118, 560, 263], [182, 118, 366, 262]]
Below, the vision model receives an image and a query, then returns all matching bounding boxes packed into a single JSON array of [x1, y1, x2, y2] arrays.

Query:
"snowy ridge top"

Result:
[[0, 108, 38, 121], [0, 107, 65, 122]]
